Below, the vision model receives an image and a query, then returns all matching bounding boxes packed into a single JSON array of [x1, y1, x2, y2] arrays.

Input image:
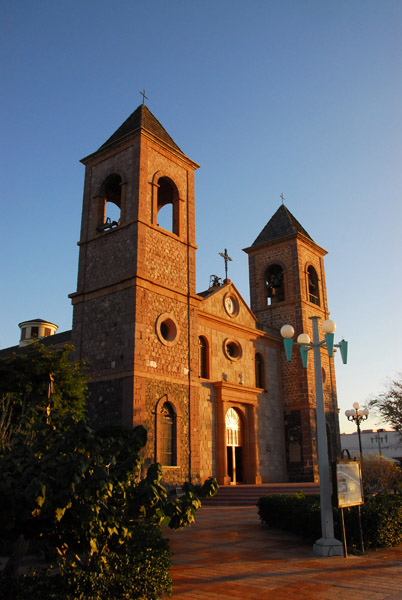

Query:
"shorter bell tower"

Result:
[[244, 205, 340, 481]]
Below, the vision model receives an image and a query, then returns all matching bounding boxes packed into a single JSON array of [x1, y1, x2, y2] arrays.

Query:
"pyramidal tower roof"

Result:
[[98, 104, 182, 153], [252, 204, 313, 247]]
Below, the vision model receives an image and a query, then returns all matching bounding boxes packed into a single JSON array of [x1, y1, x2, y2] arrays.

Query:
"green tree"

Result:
[[369, 375, 402, 435], [361, 454, 402, 497], [0, 344, 87, 452], [0, 417, 217, 599], [0, 342, 218, 598]]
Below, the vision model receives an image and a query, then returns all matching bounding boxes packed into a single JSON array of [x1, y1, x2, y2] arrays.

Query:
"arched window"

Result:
[[160, 402, 176, 466], [157, 177, 180, 235], [199, 336, 209, 379], [97, 174, 122, 233], [307, 266, 320, 306], [265, 264, 285, 305], [255, 353, 265, 389]]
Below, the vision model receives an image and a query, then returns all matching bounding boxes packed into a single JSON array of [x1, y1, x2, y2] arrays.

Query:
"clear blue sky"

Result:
[[1, 0, 401, 433]]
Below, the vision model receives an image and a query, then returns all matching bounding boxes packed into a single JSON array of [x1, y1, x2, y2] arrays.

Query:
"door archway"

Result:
[[225, 407, 244, 484]]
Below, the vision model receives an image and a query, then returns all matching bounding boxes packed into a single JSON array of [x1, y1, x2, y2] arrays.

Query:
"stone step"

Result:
[[203, 482, 320, 506]]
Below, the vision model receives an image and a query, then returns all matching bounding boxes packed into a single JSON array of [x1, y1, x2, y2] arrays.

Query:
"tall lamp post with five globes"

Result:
[[281, 316, 348, 557]]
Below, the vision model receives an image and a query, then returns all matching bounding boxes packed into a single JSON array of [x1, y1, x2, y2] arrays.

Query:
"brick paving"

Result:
[[165, 506, 402, 600]]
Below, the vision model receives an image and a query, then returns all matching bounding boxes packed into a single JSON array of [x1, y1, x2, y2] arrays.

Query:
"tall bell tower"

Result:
[[70, 104, 201, 484], [244, 205, 340, 481]]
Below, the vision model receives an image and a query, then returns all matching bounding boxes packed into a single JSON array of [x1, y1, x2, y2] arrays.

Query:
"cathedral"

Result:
[[8, 104, 341, 486]]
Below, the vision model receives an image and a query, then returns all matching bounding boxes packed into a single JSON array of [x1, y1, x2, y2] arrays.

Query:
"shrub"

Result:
[[361, 454, 402, 497], [0, 524, 171, 600], [0, 417, 217, 599], [361, 493, 402, 548], [257, 492, 321, 541], [257, 491, 402, 551]]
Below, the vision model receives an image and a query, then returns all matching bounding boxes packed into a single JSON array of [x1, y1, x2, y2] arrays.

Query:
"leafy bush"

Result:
[[361, 493, 402, 548], [0, 345, 218, 598], [257, 492, 321, 541], [361, 454, 402, 497], [0, 524, 171, 600], [257, 491, 402, 550], [0, 415, 217, 599]]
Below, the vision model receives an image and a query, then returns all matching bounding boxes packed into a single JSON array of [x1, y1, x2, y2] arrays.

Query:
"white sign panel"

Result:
[[336, 462, 364, 508]]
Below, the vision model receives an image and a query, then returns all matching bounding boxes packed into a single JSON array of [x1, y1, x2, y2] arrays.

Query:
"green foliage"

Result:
[[0, 414, 217, 598], [0, 344, 87, 453], [369, 375, 402, 434], [361, 454, 402, 497], [0, 345, 218, 597], [0, 524, 172, 600], [183, 477, 219, 500], [257, 492, 321, 541], [257, 491, 402, 551], [361, 493, 402, 548]]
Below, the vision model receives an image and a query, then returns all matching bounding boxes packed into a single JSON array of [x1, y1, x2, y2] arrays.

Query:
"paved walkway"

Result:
[[165, 506, 402, 600]]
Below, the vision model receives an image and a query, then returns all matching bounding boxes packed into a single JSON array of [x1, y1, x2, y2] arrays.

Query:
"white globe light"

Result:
[[281, 324, 294, 339], [345, 410, 351, 417], [322, 319, 336, 334], [297, 333, 311, 344], [353, 402, 360, 410], [350, 408, 356, 416], [362, 407, 369, 416]]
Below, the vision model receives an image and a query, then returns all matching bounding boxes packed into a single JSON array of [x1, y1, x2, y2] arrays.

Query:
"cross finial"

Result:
[[219, 248, 233, 281], [280, 193, 285, 205], [139, 89, 148, 105]]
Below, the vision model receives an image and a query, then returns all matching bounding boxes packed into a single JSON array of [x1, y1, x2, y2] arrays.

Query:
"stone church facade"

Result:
[[6, 104, 341, 487]]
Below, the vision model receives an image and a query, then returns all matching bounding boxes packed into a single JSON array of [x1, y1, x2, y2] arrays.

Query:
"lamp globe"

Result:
[[280, 324, 294, 339], [322, 319, 336, 334], [297, 333, 311, 344]]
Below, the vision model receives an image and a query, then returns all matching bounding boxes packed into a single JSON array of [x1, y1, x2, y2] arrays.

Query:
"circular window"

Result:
[[223, 338, 242, 361], [156, 313, 179, 346]]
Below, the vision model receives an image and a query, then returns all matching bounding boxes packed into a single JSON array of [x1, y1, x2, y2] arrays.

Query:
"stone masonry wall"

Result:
[[198, 382, 216, 480], [87, 378, 124, 429], [254, 345, 287, 482], [143, 378, 191, 486]]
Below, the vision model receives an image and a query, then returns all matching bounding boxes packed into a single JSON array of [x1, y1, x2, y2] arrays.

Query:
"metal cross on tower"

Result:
[[280, 193, 285, 205], [219, 248, 232, 281], [139, 89, 148, 105]]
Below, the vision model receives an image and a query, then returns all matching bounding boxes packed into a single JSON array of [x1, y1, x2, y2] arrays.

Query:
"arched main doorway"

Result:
[[225, 407, 244, 484]]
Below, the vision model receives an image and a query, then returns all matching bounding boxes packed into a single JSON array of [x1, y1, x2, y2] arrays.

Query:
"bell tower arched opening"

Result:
[[96, 173, 122, 233], [266, 264, 285, 305], [307, 265, 320, 306], [157, 176, 180, 235]]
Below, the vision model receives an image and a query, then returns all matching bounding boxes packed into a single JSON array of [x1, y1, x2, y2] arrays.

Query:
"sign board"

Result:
[[336, 461, 364, 508]]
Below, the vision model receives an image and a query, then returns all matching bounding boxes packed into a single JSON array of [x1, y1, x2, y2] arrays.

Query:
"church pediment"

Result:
[[197, 281, 258, 329]]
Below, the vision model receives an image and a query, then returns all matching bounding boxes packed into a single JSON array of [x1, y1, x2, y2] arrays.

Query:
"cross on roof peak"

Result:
[[219, 248, 232, 282], [139, 89, 149, 105]]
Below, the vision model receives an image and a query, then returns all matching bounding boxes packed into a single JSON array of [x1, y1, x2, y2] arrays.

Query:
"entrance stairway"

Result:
[[203, 482, 320, 506]]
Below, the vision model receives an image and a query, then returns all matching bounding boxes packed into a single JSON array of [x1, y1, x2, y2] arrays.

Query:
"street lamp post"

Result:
[[345, 403, 369, 457], [281, 316, 348, 557]]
